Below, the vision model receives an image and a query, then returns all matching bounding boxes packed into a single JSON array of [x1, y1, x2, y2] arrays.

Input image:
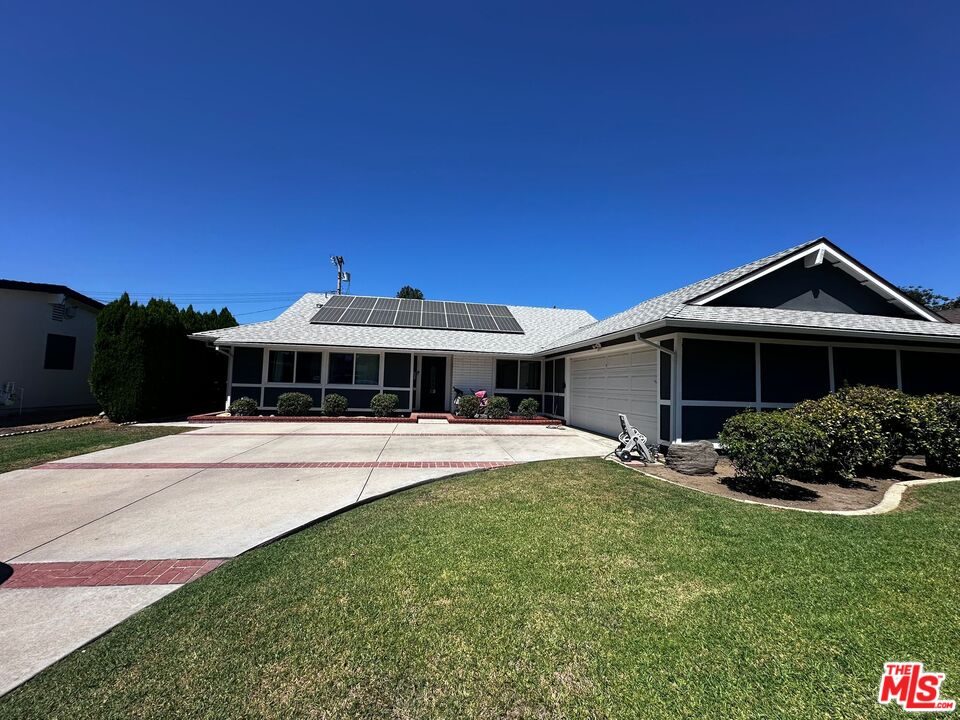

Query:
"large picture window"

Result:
[[355, 354, 380, 385], [328, 353, 354, 384], [328, 352, 380, 385], [267, 350, 295, 383], [295, 352, 324, 384], [496, 359, 541, 390]]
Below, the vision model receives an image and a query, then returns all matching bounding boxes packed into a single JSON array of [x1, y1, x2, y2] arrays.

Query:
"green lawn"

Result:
[[0, 424, 192, 473], [2, 459, 958, 719]]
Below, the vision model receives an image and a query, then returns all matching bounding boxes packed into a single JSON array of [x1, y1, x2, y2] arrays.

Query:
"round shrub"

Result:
[[517, 397, 539, 419], [229, 397, 258, 416], [719, 410, 826, 482], [277, 392, 313, 416], [370, 392, 399, 417], [835, 385, 920, 466], [322, 393, 348, 416], [791, 393, 888, 480], [486, 396, 510, 419], [457, 394, 480, 418], [914, 394, 960, 474]]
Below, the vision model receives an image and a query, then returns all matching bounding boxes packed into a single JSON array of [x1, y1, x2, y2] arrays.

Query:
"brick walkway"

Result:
[[35, 460, 516, 470], [3, 559, 225, 589]]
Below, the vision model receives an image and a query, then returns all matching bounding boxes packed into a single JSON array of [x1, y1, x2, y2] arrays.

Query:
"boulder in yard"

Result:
[[665, 441, 719, 475]]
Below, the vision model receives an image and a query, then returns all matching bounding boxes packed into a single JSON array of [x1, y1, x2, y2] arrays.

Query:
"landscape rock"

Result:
[[665, 441, 719, 475]]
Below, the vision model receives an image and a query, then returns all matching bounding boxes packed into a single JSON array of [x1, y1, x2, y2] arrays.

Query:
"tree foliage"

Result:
[[396, 286, 424, 300], [89, 294, 237, 421], [899, 285, 960, 310]]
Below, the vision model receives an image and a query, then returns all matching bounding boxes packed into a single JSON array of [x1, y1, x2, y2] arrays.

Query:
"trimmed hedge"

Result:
[[229, 397, 259, 416], [457, 395, 480, 418], [322, 393, 348, 416], [486, 396, 509, 419], [718, 411, 825, 482], [277, 392, 313, 416], [517, 398, 539, 419], [914, 394, 960, 474], [90, 294, 237, 421], [370, 393, 399, 417], [721, 386, 960, 481]]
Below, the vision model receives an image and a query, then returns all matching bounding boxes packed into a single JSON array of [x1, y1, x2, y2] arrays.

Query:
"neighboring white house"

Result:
[[192, 238, 960, 442], [0, 280, 103, 415]]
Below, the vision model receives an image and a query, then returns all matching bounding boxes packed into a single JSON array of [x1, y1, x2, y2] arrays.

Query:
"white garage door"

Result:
[[569, 348, 658, 439]]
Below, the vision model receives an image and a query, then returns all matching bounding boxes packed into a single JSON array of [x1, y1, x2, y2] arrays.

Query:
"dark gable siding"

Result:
[[707, 258, 914, 318]]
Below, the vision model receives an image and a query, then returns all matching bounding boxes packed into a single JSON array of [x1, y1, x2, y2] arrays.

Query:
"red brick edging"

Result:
[[36, 461, 517, 470], [187, 411, 560, 426], [2, 558, 225, 589]]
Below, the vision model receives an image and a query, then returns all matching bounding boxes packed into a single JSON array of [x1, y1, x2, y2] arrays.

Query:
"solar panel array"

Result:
[[310, 295, 524, 334]]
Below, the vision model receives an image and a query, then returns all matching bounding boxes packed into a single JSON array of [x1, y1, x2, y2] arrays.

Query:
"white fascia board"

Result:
[[691, 242, 943, 323]]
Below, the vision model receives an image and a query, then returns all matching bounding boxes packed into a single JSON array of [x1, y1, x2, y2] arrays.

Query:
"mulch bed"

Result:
[[630, 455, 948, 512]]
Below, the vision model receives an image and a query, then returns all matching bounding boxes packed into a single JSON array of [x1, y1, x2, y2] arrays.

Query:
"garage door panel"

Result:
[[569, 348, 658, 439]]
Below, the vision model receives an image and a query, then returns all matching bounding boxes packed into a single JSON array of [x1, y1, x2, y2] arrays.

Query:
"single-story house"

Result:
[[1, 279, 104, 414], [192, 238, 960, 442]]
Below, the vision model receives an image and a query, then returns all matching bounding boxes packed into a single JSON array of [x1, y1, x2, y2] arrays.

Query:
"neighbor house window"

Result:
[[328, 352, 380, 385], [44, 333, 76, 370], [496, 359, 541, 390], [267, 350, 295, 383], [295, 352, 324, 383]]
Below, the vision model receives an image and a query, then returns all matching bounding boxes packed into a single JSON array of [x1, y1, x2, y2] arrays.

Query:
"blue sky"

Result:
[[2, 1, 958, 323]]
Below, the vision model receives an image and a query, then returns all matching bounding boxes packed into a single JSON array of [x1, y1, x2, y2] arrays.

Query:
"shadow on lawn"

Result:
[[720, 476, 821, 502]]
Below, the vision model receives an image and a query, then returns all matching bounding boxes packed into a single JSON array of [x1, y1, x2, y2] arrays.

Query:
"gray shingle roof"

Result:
[[671, 305, 960, 340], [193, 293, 597, 354]]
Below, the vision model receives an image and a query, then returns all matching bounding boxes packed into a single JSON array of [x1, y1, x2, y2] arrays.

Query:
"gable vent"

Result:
[[51, 303, 66, 321]]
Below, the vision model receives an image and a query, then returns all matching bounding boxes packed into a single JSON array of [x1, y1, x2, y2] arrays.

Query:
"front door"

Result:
[[419, 356, 447, 411]]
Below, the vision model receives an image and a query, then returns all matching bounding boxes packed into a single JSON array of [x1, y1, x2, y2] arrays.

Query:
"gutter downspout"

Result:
[[635, 334, 675, 355]]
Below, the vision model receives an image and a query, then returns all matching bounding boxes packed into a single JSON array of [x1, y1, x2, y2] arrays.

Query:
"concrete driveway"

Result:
[[0, 421, 614, 694]]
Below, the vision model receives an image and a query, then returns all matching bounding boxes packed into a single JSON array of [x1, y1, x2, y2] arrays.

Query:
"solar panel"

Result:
[[446, 313, 472, 330], [368, 309, 397, 325], [309, 295, 523, 333], [422, 311, 447, 328], [395, 310, 421, 327], [324, 295, 354, 308], [310, 305, 348, 323], [350, 296, 377, 309], [339, 307, 373, 324], [493, 315, 523, 333]]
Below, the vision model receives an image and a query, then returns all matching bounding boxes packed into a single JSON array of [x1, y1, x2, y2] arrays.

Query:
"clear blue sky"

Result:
[[2, 1, 958, 323]]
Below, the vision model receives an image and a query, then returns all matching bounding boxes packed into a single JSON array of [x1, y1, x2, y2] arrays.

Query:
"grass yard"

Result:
[[2, 458, 958, 719], [0, 424, 192, 473]]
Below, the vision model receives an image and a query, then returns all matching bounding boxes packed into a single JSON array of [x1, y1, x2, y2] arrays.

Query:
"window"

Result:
[[355, 354, 380, 385], [328, 353, 354, 384], [383, 353, 412, 387], [328, 352, 380, 385], [44, 334, 76, 370], [681, 339, 756, 402], [295, 352, 323, 384], [496, 360, 518, 389], [267, 350, 295, 383], [518, 360, 541, 390], [232, 347, 263, 384], [832, 347, 897, 389], [496, 359, 542, 390]]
